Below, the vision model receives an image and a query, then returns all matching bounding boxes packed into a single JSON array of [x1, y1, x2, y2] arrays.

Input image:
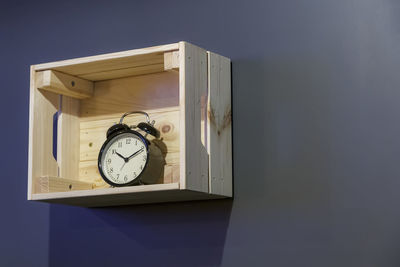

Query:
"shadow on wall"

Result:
[[49, 199, 233, 267], [47, 58, 273, 267], [230, 58, 269, 200], [231, 57, 332, 208]]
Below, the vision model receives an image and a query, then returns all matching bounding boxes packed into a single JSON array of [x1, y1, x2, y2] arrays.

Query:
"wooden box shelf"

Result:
[[28, 41, 232, 207]]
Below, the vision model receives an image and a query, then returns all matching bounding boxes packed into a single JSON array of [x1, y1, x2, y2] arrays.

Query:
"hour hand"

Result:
[[116, 152, 128, 162]]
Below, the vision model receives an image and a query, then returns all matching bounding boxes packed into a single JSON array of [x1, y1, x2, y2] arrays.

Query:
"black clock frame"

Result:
[[98, 124, 150, 187]]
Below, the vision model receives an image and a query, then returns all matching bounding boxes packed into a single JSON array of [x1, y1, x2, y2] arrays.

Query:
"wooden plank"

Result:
[[78, 63, 165, 81], [179, 42, 209, 193], [79, 110, 180, 162], [30, 184, 226, 207], [57, 96, 80, 180], [80, 71, 179, 119], [79, 109, 180, 187], [164, 51, 180, 72], [207, 52, 232, 197], [28, 66, 59, 200], [78, 161, 110, 188], [34, 176, 94, 193], [32, 182, 180, 200], [61, 53, 164, 76], [163, 164, 180, 183], [78, 71, 180, 186], [36, 70, 93, 99], [34, 43, 179, 72]]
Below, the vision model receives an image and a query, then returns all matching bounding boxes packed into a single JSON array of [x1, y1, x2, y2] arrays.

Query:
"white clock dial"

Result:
[[100, 132, 148, 185]]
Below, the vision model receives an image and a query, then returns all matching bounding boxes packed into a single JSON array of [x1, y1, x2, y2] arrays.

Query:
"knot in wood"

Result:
[[161, 124, 171, 133]]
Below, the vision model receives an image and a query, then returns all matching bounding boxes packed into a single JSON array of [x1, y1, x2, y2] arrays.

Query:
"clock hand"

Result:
[[127, 148, 144, 161], [120, 148, 144, 170], [120, 161, 126, 171], [116, 152, 128, 162]]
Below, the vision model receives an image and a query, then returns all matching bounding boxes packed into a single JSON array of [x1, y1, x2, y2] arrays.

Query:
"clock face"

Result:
[[99, 132, 148, 186]]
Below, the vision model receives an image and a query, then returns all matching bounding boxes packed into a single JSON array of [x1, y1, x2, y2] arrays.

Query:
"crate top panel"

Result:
[[33, 43, 179, 81]]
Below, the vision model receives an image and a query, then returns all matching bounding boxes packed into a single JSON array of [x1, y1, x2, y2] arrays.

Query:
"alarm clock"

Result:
[[98, 111, 164, 187]]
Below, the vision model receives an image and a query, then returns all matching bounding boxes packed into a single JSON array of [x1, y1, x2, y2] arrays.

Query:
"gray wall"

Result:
[[1, 0, 400, 266]]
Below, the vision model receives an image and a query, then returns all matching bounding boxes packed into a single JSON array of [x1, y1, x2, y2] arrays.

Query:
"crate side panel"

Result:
[[28, 71, 60, 197], [179, 42, 209, 193], [207, 52, 233, 197]]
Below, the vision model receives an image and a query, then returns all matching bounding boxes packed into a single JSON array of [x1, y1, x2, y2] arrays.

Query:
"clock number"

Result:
[[124, 175, 128, 182], [110, 167, 113, 173], [116, 174, 120, 179], [140, 165, 143, 170], [112, 149, 116, 154], [126, 139, 131, 144], [133, 172, 137, 178], [118, 142, 122, 148], [142, 155, 146, 161], [107, 158, 111, 164]]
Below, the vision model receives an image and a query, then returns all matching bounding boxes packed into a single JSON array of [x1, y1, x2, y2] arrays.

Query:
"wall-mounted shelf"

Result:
[[28, 41, 232, 207]]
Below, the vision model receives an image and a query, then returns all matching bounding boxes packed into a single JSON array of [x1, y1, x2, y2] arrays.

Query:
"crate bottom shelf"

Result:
[[30, 182, 226, 207]]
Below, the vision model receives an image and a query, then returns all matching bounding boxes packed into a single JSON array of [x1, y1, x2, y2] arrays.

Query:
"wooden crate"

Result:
[[28, 41, 232, 207]]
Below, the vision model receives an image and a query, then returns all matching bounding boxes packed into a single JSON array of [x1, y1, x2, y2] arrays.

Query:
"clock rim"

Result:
[[98, 128, 150, 187]]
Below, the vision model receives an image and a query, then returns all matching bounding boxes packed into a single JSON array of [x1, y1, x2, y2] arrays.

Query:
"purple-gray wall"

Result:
[[1, 0, 400, 266]]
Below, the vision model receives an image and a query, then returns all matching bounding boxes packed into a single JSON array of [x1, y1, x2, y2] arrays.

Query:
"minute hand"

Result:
[[127, 148, 144, 161]]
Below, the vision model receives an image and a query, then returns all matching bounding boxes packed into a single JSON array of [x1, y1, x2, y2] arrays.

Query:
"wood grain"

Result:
[[79, 63, 165, 81], [207, 52, 232, 197], [34, 176, 94, 193]]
